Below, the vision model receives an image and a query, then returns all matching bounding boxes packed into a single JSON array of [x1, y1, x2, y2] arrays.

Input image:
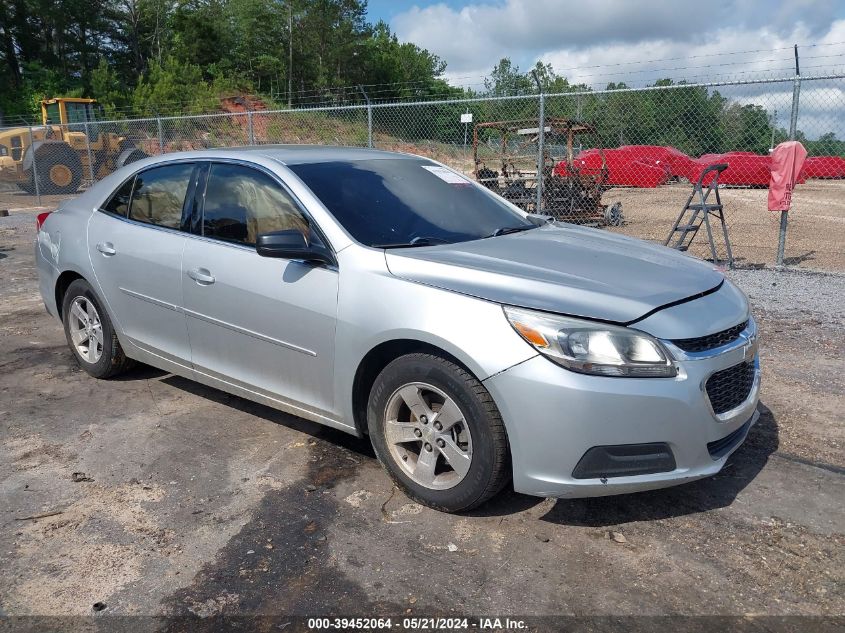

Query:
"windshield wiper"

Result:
[[486, 224, 538, 238], [372, 236, 453, 249]]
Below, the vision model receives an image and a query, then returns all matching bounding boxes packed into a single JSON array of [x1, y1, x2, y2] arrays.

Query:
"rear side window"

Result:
[[202, 163, 308, 245], [129, 163, 194, 229], [102, 177, 135, 217]]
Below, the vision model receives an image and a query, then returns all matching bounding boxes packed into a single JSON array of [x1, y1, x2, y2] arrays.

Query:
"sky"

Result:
[[366, 1, 845, 137], [366, 0, 845, 89]]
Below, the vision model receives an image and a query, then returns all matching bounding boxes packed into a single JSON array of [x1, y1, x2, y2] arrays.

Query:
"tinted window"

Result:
[[203, 163, 308, 245], [102, 177, 135, 217], [129, 163, 193, 229], [288, 159, 531, 247]]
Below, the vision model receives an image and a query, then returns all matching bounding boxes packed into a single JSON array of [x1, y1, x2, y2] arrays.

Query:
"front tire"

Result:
[[62, 279, 133, 378], [367, 353, 510, 512]]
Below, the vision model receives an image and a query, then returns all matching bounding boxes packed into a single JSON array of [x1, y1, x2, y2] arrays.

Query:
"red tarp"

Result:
[[801, 156, 845, 179], [617, 145, 697, 179], [554, 148, 670, 188], [768, 141, 807, 212], [689, 151, 773, 186], [553, 145, 841, 189]]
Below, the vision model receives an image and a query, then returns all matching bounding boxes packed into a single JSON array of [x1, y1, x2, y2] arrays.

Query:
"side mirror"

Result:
[[255, 229, 333, 265]]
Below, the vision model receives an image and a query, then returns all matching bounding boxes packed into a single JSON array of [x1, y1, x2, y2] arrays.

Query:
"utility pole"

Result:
[[531, 70, 545, 214], [288, 3, 293, 108], [770, 108, 777, 151]]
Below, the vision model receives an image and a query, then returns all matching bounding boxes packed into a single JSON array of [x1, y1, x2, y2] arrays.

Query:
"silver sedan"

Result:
[[35, 146, 760, 512]]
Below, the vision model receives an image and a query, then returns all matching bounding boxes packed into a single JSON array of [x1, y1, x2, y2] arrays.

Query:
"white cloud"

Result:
[[392, 0, 845, 86], [390, 1, 845, 137], [538, 20, 845, 88]]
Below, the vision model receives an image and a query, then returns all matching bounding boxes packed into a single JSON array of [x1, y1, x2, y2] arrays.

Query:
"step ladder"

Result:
[[665, 163, 734, 267]]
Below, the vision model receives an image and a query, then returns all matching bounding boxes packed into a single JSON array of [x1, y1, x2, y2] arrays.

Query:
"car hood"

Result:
[[384, 224, 724, 324]]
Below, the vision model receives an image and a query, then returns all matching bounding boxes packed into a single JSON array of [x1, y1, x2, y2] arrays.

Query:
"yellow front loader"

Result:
[[0, 98, 146, 195]]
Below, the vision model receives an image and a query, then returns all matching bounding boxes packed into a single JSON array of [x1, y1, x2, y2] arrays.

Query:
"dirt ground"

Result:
[[0, 209, 843, 630]]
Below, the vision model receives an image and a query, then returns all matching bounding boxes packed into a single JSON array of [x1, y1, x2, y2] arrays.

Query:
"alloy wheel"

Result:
[[384, 382, 473, 490], [68, 296, 103, 363]]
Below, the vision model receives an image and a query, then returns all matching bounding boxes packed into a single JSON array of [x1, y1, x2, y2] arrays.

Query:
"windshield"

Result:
[[288, 158, 533, 247]]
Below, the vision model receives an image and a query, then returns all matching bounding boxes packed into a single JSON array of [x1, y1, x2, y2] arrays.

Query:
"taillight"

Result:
[[36, 211, 52, 232]]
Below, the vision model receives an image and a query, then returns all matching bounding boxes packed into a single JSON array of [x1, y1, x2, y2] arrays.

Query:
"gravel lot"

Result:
[[0, 209, 842, 628], [607, 180, 845, 272]]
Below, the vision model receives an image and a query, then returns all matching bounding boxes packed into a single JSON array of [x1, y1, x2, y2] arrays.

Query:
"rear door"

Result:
[[87, 162, 197, 367], [181, 161, 339, 418]]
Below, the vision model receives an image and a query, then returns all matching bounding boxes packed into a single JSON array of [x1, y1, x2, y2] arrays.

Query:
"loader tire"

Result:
[[116, 148, 147, 168], [30, 145, 83, 195]]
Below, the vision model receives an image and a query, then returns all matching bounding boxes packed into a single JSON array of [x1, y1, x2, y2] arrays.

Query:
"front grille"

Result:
[[706, 361, 755, 415], [671, 320, 748, 353]]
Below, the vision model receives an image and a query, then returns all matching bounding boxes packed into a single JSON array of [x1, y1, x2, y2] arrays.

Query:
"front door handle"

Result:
[[188, 267, 215, 285], [96, 242, 116, 256]]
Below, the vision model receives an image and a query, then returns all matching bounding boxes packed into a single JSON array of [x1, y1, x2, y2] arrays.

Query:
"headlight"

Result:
[[504, 306, 677, 377]]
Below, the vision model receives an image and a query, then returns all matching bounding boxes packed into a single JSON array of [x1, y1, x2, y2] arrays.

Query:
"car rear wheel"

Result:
[[62, 279, 133, 378], [368, 353, 510, 512]]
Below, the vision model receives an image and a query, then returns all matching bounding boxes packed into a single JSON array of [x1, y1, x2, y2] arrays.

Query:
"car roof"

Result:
[[214, 145, 419, 165]]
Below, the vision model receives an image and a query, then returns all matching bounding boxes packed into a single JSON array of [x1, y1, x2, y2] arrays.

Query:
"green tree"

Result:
[[132, 56, 219, 114], [484, 58, 533, 97], [91, 57, 131, 117]]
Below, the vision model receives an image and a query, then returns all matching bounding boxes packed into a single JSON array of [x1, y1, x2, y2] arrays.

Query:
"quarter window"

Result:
[[128, 163, 193, 229], [102, 177, 135, 217], [202, 163, 309, 245]]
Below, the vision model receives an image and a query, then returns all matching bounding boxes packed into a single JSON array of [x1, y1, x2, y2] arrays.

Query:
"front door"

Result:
[[87, 162, 196, 367], [181, 162, 339, 418]]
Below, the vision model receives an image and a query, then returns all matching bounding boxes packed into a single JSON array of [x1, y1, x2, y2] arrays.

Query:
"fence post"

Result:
[[83, 121, 96, 184], [28, 126, 41, 205], [531, 71, 545, 213], [777, 45, 801, 266], [247, 108, 255, 144], [156, 117, 164, 154], [358, 85, 373, 148]]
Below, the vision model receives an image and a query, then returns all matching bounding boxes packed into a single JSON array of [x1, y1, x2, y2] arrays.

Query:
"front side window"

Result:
[[202, 163, 309, 245], [44, 103, 60, 125], [288, 158, 532, 247], [129, 163, 193, 229]]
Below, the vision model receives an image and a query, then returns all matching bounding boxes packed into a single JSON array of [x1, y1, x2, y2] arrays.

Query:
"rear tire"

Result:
[[62, 279, 134, 378], [367, 353, 510, 513]]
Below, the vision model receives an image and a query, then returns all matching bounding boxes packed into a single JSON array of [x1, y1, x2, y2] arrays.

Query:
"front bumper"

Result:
[[484, 322, 760, 498]]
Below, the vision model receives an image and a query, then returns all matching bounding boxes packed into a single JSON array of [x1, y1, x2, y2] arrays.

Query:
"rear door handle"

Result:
[[96, 242, 116, 256], [188, 267, 215, 285]]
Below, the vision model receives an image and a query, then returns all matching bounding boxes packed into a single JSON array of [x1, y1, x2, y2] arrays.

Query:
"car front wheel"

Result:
[[367, 353, 510, 512]]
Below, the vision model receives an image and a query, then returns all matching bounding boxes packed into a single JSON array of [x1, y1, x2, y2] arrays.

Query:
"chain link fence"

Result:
[[2, 74, 843, 270]]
